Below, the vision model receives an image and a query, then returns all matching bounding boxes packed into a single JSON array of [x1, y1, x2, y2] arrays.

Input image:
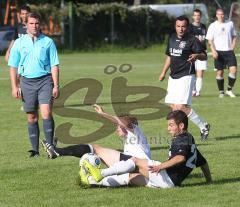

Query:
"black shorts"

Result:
[[120, 153, 132, 161], [214, 50, 237, 70], [20, 74, 53, 112]]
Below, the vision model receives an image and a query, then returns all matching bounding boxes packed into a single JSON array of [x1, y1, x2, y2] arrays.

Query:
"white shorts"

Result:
[[195, 60, 208, 71], [165, 75, 195, 105], [146, 160, 174, 188]]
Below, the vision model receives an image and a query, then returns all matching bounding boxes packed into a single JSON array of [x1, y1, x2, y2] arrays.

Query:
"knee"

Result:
[[27, 114, 38, 123]]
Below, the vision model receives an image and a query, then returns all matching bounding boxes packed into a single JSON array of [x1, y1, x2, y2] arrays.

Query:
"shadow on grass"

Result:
[[183, 176, 240, 187], [214, 135, 240, 141]]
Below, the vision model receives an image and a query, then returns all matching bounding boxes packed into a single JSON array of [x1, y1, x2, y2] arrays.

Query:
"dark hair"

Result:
[[27, 12, 41, 22], [119, 115, 138, 129], [193, 9, 202, 15], [20, 5, 31, 12], [166, 110, 188, 130], [176, 15, 189, 26]]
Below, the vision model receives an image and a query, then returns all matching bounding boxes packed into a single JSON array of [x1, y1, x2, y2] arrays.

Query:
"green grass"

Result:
[[0, 48, 240, 207]]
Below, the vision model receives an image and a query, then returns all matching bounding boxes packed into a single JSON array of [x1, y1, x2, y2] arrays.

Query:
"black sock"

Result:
[[227, 76, 236, 91], [28, 122, 40, 152], [56, 144, 92, 158], [216, 78, 224, 92], [43, 118, 54, 145]]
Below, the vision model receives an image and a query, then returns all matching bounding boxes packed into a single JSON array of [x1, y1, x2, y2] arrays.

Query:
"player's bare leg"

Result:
[[93, 144, 121, 166]]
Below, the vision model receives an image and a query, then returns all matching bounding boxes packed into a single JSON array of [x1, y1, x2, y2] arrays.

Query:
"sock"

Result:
[[101, 159, 135, 178], [196, 77, 203, 94], [89, 174, 130, 187], [216, 77, 224, 93], [56, 144, 93, 158], [188, 109, 205, 131], [227, 73, 236, 91], [28, 122, 40, 152], [43, 118, 54, 145]]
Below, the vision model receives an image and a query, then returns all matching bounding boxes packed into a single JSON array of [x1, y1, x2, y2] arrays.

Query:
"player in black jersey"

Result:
[[159, 16, 210, 140], [189, 9, 208, 97], [82, 110, 212, 188], [5, 5, 31, 62]]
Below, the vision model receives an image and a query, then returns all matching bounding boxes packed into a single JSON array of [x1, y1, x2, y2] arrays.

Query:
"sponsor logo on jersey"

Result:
[[179, 41, 186, 49]]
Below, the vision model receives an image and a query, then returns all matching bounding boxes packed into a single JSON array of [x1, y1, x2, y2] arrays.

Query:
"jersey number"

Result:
[[186, 144, 197, 168]]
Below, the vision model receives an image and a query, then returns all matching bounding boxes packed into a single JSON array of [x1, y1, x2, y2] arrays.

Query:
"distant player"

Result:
[[82, 110, 212, 188], [159, 16, 210, 140], [206, 8, 237, 98], [42, 104, 151, 187], [5, 5, 31, 62], [189, 9, 208, 97]]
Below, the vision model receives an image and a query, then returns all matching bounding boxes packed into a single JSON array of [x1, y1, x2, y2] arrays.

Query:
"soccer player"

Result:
[[206, 8, 237, 98], [189, 9, 208, 97], [8, 13, 60, 157], [82, 110, 212, 188], [159, 16, 210, 140], [42, 104, 151, 186], [5, 5, 31, 62]]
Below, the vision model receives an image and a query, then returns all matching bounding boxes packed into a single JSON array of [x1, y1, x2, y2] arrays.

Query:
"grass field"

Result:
[[0, 47, 240, 207]]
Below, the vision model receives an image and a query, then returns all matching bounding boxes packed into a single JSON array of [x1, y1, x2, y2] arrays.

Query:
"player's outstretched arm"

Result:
[[93, 104, 132, 131], [200, 162, 212, 184], [159, 56, 170, 81]]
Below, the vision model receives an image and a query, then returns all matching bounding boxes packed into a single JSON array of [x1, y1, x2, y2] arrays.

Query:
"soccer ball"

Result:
[[79, 153, 101, 170]]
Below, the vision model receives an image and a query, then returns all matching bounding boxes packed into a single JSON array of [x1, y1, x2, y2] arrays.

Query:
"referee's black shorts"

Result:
[[214, 50, 237, 70]]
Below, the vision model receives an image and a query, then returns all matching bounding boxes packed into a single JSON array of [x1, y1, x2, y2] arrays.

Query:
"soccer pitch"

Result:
[[0, 48, 240, 207]]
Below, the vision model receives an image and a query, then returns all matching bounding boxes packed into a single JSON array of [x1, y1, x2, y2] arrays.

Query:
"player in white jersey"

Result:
[[206, 8, 237, 98], [42, 104, 151, 187]]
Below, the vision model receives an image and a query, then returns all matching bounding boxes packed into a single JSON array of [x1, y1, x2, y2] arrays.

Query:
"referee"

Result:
[[8, 13, 60, 157]]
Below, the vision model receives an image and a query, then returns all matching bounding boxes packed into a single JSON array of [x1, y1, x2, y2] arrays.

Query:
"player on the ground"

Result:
[[159, 15, 210, 140], [189, 9, 208, 97], [5, 4, 31, 62], [82, 110, 212, 188], [42, 104, 151, 187], [206, 8, 237, 98]]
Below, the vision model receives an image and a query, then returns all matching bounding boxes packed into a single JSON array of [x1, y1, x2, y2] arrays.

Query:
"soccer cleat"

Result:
[[41, 140, 59, 159], [225, 90, 236, 98], [200, 123, 210, 140], [83, 160, 103, 182], [219, 93, 224, 98], [78, 167, 90, 187], [28, 150, 39, 158]]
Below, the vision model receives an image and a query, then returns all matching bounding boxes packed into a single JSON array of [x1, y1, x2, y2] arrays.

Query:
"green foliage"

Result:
[[71, 3, 174, 49]]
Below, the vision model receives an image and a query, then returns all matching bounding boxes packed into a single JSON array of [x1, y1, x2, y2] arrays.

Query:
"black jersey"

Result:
[[189, 23, 207, 50], [165, 33, 205, 79], [166, 132, 206, 186], [14, 23, 27, 40]]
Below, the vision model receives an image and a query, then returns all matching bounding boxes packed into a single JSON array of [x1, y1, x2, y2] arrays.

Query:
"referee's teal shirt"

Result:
[[8, 33, 59, 78]]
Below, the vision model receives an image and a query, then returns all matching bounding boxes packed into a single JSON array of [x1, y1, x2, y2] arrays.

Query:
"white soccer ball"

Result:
[[79, 153, 101, 169]]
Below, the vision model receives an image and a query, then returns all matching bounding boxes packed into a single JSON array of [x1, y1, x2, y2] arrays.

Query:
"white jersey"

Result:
[[123, 124, 151, 160], [206, 20, 236, 51]]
